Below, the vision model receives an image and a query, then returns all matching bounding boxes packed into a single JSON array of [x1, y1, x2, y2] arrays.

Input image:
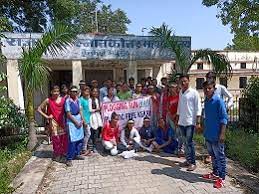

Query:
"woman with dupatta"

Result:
[[37, 85, 68, 162]]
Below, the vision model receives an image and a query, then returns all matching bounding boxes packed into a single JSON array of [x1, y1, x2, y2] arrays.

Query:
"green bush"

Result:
[[0, 97, 28, 136], [0, 135, 30, 193], [225, 128, 259, 172]]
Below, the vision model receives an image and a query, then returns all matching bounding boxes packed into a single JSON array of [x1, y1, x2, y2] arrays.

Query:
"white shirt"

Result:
[[120, 127, 141, 147], [177, 87, 202, 126], [103, 96, 120, 103], [215, 84, 233, 109]]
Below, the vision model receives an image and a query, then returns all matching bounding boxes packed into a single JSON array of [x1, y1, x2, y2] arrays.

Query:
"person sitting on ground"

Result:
[[148, 118, 178, 154], [102, 112, 120, 156], [139, 117, 155, 147], [117, 82, 132, 100], [132, 83, 143, 99], [103, 87, 120, 103], [118, 119, 142, 152]]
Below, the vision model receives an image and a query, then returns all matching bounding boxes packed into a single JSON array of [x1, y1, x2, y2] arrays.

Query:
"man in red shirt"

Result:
[[102, 112, 120, 155], [167, 82, 184, 156]]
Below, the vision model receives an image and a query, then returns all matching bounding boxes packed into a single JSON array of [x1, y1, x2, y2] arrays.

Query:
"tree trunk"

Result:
[[26, 89, 37, 150]]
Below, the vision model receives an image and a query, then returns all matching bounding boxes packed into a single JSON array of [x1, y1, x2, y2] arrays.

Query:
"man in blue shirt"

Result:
[[202, 80, 228, 189]]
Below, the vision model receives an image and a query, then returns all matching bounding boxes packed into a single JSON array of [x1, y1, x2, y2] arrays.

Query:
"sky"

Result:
[[103, 0, 233, 50]]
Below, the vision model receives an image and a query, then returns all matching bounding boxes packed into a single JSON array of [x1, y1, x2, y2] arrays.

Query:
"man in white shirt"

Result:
[[176, 74, 202, 171], [206, 71, 233, 109]]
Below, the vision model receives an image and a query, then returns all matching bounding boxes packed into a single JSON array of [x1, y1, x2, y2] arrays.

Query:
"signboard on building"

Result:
[[1, 33, 191, 60]]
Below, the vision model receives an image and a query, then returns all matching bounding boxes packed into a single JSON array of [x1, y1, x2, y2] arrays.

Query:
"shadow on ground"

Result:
[[135, 155, 213, 184]]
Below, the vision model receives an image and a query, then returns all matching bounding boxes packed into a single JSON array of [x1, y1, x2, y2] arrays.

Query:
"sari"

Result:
[[47, 97, 68, 156]]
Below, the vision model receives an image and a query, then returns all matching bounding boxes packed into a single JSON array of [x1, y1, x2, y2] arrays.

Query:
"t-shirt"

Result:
[[102, 122, 119, 142], [79, 97, 91, 124], [167, 95, 179, 116], [118, 91, 132, 100], [139, 126, 154, 140]]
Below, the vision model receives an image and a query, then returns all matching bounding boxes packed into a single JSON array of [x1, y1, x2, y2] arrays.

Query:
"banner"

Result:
[[101, 96, 152, 129]]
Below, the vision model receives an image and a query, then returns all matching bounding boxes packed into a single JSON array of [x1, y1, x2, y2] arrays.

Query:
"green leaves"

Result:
[[19, 23, 76, 91], [150, 24, 232, 79]]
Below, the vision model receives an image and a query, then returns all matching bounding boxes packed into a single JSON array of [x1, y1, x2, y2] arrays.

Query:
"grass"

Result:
[[193, 128, 259, 173], [0, 136, 31, 193]]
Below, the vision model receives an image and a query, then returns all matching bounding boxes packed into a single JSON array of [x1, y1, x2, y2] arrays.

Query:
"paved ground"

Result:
[[37, 151, 244, 194]]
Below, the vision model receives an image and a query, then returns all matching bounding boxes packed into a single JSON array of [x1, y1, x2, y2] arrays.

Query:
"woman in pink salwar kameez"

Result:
[[38, 85, 68, 162]]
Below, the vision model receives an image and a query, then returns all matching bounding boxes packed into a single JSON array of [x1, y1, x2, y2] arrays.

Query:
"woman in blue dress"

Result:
[[148, 118, 178, 154], [65, 86, 85, 167]]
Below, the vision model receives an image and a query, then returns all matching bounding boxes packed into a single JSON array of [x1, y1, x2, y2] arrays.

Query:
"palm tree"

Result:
[[19, 24, 76, 150], [150, 23, 232, 80]]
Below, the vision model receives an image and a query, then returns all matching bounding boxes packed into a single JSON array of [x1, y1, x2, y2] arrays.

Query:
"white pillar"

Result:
[[72, 60, 83, 86], [6, 59, 24, 109], [127, 60, 137, 83]]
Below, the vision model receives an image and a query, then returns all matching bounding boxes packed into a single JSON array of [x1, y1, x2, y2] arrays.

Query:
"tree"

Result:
[[19, 24, 76, 150], [150, 23, 232, 79], [0, 0, 131, 34], [202, 0, 259, 50]]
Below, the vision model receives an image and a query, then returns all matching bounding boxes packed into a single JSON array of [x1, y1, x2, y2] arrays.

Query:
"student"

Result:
[[103, 87, 120, 103], [132, 83, 143, 99], [139, 117, 155, 147], [60, 84, 69, 98], [65, 86, 85, 167], [159, 85, 168, 121], [89, 87, 103, 153], [202, 80, 228, 189], [37, 85, 68, 162], [119, 119, 142, 151], [148, 118, 178, 154], [128, 77, 135, 93], [206, 71, 233, 109], [147, 85, 160, 131], [117, 82, 132, 100], [102, 112, 119, 156], [176, 74, 202, 171], [79, 87, 92, 156], [167, 82, 184, 156]]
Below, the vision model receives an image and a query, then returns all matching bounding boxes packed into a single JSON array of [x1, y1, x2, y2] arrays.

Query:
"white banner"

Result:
[[101, 97, 152, 130]]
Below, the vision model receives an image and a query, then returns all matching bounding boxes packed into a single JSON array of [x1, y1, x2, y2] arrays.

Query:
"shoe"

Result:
[[202, 173, 218, 180], [187, 164, 196, 171], [75, 155, 85, 160], [180, 160, 190, 167], [213, 178, 225, 189], [146, 147, 153, 153], [66, 160, 72, 167]]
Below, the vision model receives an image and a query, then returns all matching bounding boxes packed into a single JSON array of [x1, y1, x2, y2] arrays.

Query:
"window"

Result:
[[172, 63, 176, 70], [240, 62, 246, 69], [239, 77, 247, 88], [197, 63, 203, 70], [196, 78, 204, 90], [219, 77, 228, 88]]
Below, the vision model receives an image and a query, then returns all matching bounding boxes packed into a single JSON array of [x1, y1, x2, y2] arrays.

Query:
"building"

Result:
[[1, 33, 191, 112], [157, 51, 259, 97]]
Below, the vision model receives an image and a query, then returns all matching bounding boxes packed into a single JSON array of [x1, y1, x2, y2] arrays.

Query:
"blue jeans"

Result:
[[67, 138, 83, 160], [206, 140, 226, 179], [167, 117, 183, 151], [179, 125, 196, 165]]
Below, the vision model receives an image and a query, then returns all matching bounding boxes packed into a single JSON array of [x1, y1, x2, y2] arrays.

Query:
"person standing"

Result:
[[128, 77, 135, 94], [117, 82, 132, 100], [147, 85, 160, 132], [202, 80, 228, 189], [159, 85, 168, 121], [132, 83, 143, 99], [65, 86, 85, 167], [103, 87, 120, 103], [89, 87, 103, 153], [37, 85, 68, 162], [79, 87, 92, 156], [176, 75, 202, 171]]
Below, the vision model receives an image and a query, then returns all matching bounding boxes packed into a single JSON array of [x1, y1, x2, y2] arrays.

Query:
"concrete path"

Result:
[[37, 152, 244, 194]]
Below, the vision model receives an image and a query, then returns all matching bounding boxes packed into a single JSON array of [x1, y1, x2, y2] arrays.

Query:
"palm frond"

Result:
[[19, 23, 77, 91], [189, 49, 232, 78]]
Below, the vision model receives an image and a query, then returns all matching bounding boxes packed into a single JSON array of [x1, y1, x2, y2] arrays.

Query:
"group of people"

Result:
[[38, 71, 233, 189]]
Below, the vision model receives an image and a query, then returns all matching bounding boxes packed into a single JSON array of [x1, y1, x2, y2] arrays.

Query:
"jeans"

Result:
[[83, 126, 91, 151], [167, 116, 183, 151], [206, 140, 226, 179], [179, 125, 196, 165], [67, 138, 83, 160]]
